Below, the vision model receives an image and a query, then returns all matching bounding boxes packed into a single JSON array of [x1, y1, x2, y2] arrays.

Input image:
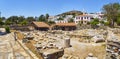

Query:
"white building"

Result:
[[74, 12, 104, 24], [88, 13, 104, 20], [48, 16, 59, 21], [74, 14, 93, 24], [48, 15, 73, 23]]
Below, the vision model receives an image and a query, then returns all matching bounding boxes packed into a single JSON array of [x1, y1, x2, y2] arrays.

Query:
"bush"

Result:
[[90, 18, 99, 26], [100, 21, 104, 24], [104, 21, 110, 26], [116, 18, 120, 25], [68, 18, 74, 23], [5, 26, 10, 33], [47, 21, 55, 25]]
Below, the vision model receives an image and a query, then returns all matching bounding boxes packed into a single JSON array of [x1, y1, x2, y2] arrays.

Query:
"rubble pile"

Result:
[[68, 29, 107, 43], [19, 29, 108, 59], [106, 28, 120, 59]]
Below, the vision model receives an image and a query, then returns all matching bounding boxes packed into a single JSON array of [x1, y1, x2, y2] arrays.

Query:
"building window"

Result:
[[86, 17, 88, 19], [81, 17, 83, 20], [76, 17, 79, 19], [85, 17, 86, 19]]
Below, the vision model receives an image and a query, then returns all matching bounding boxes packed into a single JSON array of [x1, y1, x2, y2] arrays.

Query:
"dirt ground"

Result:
[[64, 39, 106, 59]]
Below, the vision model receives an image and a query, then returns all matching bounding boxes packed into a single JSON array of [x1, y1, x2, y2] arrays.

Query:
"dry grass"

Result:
[[16, 32, 24, 40], [15, 31, 43, 59], [64, 41, 106, 59], [25, 41, 43, 59], [65, 46, 106, 59], [10, 30, 16, 32], [30, 40, 37, 44]]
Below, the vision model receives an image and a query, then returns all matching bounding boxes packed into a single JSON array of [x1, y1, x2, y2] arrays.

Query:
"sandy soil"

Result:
[[64, 39, 106, 59]]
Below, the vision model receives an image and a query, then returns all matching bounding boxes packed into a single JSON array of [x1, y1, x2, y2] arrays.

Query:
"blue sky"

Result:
[[0, 0, 120, 17]]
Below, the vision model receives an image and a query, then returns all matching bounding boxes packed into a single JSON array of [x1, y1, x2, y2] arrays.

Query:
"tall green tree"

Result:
[[117, 17, 120, 25], [1, 17, 6, 20], [5, 20, 12, 25], [18, 16, 25, 23], [0, 18, 4, 26], [38, 15, 46, 22], [45, 14, 49, 20], [103, 3, 120, 27], [7, 16, 19, 25], [45, 14, 49, 22], [20, 20, 28, 25], [26, 17, 35, 23]]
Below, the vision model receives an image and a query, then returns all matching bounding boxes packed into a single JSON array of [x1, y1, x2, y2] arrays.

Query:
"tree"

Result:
[[7, 16, 19, 25], [104, 21, 110, 26], [20, 20, 28, 25], [38, 15, 46, 22], [18, 16, 25, 23], [5, 20, 12, 25], [47, 21, 55, 25], [117, 17, 120, 25], [103, 3, 120, 27], [45, 14, 49, 20], [45, 14, 49, 22], [26, 17, 35, 23], [90, 18, 99, 28], [0, 18, 4, 26], [57, 17, 64, 20], [62, 15, 66, 18], [68, 18, 74, 23], [1, 17, 6, 20]]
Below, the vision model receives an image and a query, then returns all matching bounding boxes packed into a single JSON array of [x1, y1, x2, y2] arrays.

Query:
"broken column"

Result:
[[64, 38, 70, 48]]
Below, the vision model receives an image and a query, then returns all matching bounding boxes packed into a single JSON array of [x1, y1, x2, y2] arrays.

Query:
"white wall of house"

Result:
[[74, 15, 92, 24], [74, 13, 104, 24], [48, 15, 73, 23], [55, 20, 68, 23]]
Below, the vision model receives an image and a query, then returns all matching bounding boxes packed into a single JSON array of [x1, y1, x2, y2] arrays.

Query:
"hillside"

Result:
[[57, 10, 83, 16]]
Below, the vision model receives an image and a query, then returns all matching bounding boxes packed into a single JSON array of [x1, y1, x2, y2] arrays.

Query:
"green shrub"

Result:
[[104, 21, 110, 26], [116, 18, 120, 25], [90, 18, 99, 26], [5, 26, 10, 33]]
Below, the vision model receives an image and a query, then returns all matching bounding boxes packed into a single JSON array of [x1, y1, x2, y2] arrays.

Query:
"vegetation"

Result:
[[5, 20, 12, 25], [47, 21, 55, 25], [57, 17, 64, 20], [5, 26, 10, 33], [90, 18, 99, 28], [1, 3, 120, 28], [57, 10, 83, 16], [0, 18, 4, 26], [90, 18, 99, 26], [39, 15, 46, 22], [104, 21, 110, 26], [38, 14, 49, 22], [26, 17, 35, 23], [103, 3, 120, 27], [20, 20, 28, 25], [117, 17, 120, 25], [25, 41, 43, 59], [68, 18, 74, 23], [0, 13, 49, 27], [45, 13, 49, 20]]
